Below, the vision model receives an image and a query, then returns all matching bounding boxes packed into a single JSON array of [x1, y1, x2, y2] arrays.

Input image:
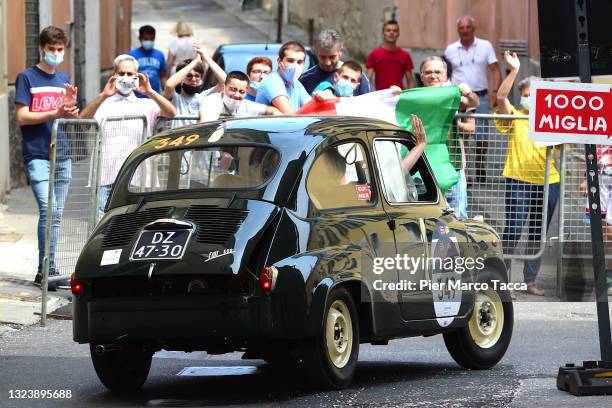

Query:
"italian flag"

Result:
[[297, 87, 461, 193]]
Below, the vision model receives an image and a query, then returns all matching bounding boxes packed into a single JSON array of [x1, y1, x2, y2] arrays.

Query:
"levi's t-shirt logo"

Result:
[[30, 86, 65, 112]]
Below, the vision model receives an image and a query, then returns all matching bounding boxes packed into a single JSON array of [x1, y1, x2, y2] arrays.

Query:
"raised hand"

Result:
[[101, 75, 117, 98], [63, 83, 78, 107], [193, 40, 207, 62], [411, 114, 427, 147], [503, 50, 520, 72], [135, 73, 153, 95]]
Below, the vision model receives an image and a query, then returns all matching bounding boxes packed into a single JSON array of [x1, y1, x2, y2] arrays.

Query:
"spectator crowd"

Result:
[[16, 15, 601, 297]]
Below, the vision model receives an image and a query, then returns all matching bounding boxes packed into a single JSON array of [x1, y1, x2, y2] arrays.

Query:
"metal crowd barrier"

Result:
[[453, 113, 554, 263], [41, 119, 100, 324], [557, 143, 611, 299], [41, 115, 148, 325]]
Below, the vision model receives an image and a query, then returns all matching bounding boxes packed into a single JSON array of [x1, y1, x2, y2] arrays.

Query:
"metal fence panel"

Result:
[[453, 113, 555, 261], [41, 119, 100, 324]]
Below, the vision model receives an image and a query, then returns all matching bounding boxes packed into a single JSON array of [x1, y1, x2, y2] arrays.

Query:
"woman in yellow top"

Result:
[[496, 50, 560, 296]]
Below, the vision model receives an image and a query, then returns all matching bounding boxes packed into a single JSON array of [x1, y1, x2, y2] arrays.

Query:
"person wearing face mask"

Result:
[[128, 25, 167, 98], [80, 54, 176, 219], [163, 41, 227, 128], [495, 50, 560, 297], [15, 26, 79, 291], [300, 29, 370, 96], [255, 41, 312, 114], [245, 56, 273, 101], [200, 71, 280, 122], [312, 61, 363, 98]]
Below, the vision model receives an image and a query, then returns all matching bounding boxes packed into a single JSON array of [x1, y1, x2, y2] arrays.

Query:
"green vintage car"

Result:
[[72, 116, 513, 391]]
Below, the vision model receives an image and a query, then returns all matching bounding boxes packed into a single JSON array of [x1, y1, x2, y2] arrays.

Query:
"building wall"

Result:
[[7, 0, 26, 84]]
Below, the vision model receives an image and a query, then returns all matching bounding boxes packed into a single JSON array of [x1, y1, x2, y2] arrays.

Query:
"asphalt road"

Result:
[[0, 303, 610, 407]]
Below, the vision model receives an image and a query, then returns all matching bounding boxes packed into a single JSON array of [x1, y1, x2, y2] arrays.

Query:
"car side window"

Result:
[[373, 139, 437, 204], [307, 142, 375, 210]]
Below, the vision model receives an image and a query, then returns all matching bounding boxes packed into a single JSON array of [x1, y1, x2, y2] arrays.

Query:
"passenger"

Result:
[[245, 56, 273, 101], [495, 50, 560, 296], [255, 41, 312, 113], [200, 71, 280, 122]]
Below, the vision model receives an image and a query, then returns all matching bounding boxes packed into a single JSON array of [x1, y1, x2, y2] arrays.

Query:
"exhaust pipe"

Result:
[[95, 344, 120, 355]]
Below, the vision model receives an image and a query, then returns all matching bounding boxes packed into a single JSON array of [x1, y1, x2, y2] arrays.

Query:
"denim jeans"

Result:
[[474, 93, 490, 141], [98, 184, 113, 221], [501, 178, 560, 284], [26, 159, 72, 274], [445, 168, 468, 220]]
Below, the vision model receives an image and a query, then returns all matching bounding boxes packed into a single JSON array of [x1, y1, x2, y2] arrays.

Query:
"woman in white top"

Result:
[[167, 21, 197, 75]]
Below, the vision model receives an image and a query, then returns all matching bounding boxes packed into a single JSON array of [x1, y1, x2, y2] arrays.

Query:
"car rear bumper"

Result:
[[73, 294, 281, 344]]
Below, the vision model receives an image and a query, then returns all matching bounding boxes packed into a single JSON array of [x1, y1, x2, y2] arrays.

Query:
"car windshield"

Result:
[[128, 146, 280, 193]]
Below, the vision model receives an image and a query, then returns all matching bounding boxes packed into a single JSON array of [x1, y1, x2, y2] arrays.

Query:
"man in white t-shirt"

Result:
[[444, 15, 501, 182], [200, 71, 280, 122], [80, 54, 176, 218]]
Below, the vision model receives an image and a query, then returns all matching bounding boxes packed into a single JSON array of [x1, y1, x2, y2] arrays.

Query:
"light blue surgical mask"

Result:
[[43, 52, 64, 67], [250, 81, 260, 91], [281, 64, 303, 84], [141, 40, 154, 50], [520, 96, 530, 111], [336, 79, 354, 97]]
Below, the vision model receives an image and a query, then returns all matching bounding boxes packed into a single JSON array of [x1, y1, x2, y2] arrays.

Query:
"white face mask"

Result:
[[115, 76, 138, 96], [520, 96, 530, 111], [222, 94, 242, 113]]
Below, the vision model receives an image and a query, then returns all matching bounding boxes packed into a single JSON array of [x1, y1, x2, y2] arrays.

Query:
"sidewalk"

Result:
[[0, 187, 70, 337]]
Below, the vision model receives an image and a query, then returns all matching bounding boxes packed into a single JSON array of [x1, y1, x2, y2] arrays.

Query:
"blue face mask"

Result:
[[520, 96, 530, 111], [250, 81, 260, 91], [43, 52, 64, 67], [141, 40, 154, 50], [281, 64, 303, 84], [336, 79, 354, 97]]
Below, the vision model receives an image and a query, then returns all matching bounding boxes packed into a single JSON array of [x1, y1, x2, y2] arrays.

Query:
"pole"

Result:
[[308, 18, 315, 46], [574, 0, 612, 363], [276, 0, 283, 43]]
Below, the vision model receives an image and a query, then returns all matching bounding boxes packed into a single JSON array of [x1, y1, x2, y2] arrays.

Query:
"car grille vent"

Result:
[[101, 207, 172, 248], [185, 205, 249, 245]]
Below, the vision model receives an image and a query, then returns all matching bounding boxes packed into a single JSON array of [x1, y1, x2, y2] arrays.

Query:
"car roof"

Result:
[[217, 43, 304, 53], [148, 115, 405, 153]]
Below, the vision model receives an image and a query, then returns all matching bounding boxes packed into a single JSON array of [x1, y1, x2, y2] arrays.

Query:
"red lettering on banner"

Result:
[[534, 88, 612, 137], [30, 92, 64, 112], [356, 184, 372, 201]]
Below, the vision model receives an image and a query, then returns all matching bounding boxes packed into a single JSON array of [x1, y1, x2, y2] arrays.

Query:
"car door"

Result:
[[370, 130, 470, 324]]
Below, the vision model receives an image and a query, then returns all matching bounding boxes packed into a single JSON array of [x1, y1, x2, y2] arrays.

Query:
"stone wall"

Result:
[[263, 0, 394, 62]]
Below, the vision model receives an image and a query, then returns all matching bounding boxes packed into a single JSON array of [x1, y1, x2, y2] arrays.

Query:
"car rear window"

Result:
[[128, 146, 280, 193]]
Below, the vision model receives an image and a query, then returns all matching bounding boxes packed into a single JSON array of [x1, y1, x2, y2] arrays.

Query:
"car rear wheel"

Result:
[[90, 344, 153, 392], [443, 270, 514, 369], [301, 287, 359, 389]]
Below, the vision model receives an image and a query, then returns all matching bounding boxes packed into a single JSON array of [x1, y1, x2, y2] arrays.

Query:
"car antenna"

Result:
[[265, 14, 272, 49]]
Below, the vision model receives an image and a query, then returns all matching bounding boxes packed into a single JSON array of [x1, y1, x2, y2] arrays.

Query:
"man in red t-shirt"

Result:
[[366, 20, 415, 90]]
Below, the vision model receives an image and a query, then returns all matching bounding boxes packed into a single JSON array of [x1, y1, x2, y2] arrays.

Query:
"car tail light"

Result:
[[71, 273, 84, 296], [259, 266, 278, 293]]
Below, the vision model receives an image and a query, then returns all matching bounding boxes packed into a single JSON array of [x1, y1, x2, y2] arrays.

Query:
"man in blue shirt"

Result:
[[255, 41, 311, 114], [128, 25, 167, 97], [299, 29, 370, 96], [15, 26, 78, 290]]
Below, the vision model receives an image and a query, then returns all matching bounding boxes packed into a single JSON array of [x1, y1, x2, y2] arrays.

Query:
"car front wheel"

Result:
[[90, 344, 153, 392], [301, 287, 359, 389], [443, 270, 514, 369]]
